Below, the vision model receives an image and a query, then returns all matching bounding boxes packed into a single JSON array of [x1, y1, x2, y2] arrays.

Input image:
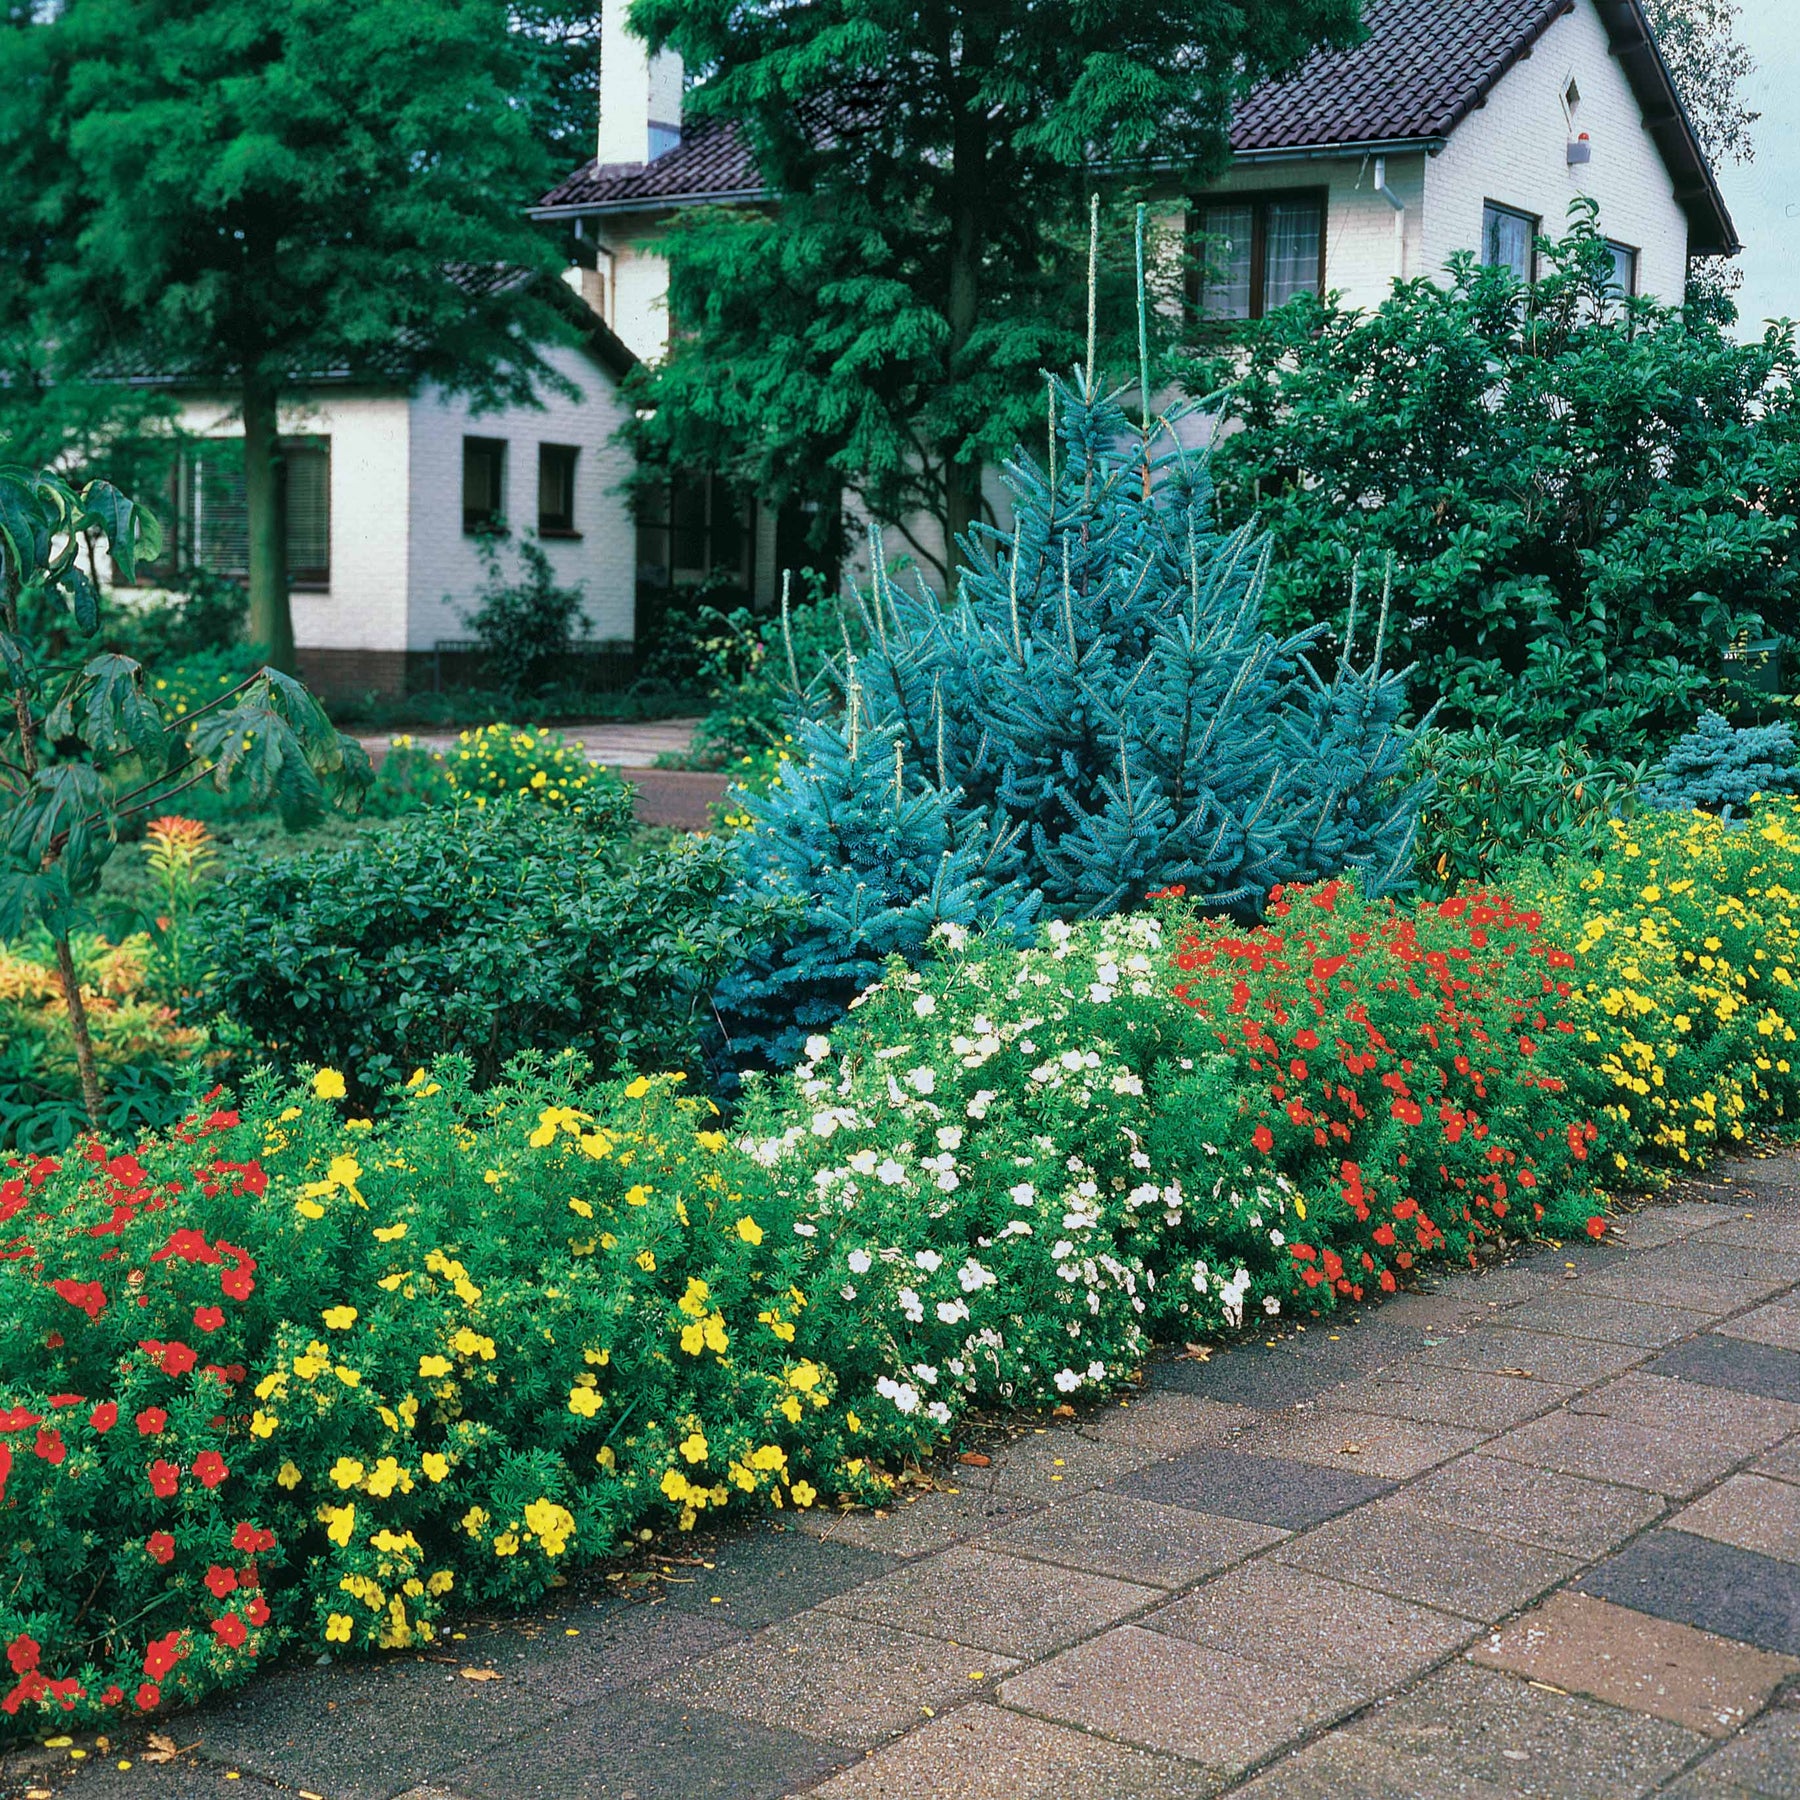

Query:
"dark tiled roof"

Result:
[[1229, 0, 1572, 150], [536, 0, 1734, 254], [536, 117, 760, 213]]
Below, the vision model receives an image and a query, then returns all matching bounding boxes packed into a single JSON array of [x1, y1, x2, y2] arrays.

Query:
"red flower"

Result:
[[210, 1614, 248, 1649], [32, 1428, 65, 1466], [136, 1407, 168, 1437], [142, 1631, 186, 1678], [135, 1683, 161, 1711], [101, 1684, 124, 1707], [1251, 1124, 1274, 1154], [159, 1341, 197, 1377], [232, 1522, 276, 1554], [148, 1460, 179, 1498], [204, 1565, 238, 1600], [6, 1635, 38, 1676], [193, 1305, 226, 1334], [146, 1532, 176, 1565], [0, 1445, 10, 1503], [0, 1407, 39, 1434], [244, 1594, 271, 1627], [49, 1278, 105, 1320], [193, 1450, 228, 1489], [1586, 1216, 1608, 1239], [90, 1401, 118, 1433]]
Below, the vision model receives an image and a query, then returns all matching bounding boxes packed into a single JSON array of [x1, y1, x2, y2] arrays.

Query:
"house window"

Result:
[[1190, 191, 1326, 321], [636, 473, 752, 593], [1604, 239, 1639, 296], [462, 436, 507, 534], [284, 439, 331, 590], [538, 443, 580, 536], [1480, 202, 1539, 282]]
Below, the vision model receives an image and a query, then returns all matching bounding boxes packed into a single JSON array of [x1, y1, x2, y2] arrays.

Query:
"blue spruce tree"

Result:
[[717, 311, 1422, 1071]]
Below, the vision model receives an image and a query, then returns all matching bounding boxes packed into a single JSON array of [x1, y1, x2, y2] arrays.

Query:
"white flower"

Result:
[[877, 1158, 907, 1186], [849, 1149, 879, 1175], [958, 1258, 996, 1292], [793, 1222, 816, 1237], [907, 1066, 937, 1095], [967, 1090, 995, 1120], [998, 1220, 1031, 1239], [1129, 1183, 1160, 1208], [1059, 1049, 1084, 1072], [930, 921, 968, 952], [1110, 1071, 1144, 1096], [840, 1283, 858, 1300], [1269, 1229, 1285, 1247], [1010, 1183, 1036, 1207], [1045, 920, 1073, 947], [811, 1111, 839, 1138], [848, 1249, 873, 1275], [935, 1299, 970, 1325], [804, 1035, 833, 1060], [1053, 1368, 1082, 1392], [911, 1363, 939, 1385], [1052, 1240, 1075, 1260], [876, 1376, 920, 1414], [897, 1288, 925, 1323], [1086, 1361, 1106, 1380], [926, 1400, 952, 1425], [1089, 983, 1116, 1004], [1263, 1295, 1282, 1316], [914, 1249, 943, 1273], [913, 994, 937, 1018], [936, 1126, 964, 1151]]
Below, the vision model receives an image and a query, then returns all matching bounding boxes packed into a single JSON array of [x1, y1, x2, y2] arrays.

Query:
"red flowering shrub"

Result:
[[1160, 880, 1603, 1312]]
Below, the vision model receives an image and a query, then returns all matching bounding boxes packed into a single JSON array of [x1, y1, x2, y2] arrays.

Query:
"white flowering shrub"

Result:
[[741, 913, 1298, 1430]]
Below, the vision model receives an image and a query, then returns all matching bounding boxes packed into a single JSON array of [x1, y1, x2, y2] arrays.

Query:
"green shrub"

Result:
[[368, 723, 611, 816], [463, 535, 590, 699], [1409, 727, 1646, 891], [193, 796, 784, 1102]]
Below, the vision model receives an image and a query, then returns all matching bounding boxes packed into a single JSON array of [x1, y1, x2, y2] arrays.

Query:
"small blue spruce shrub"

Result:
[[715, 372, 1425, 1070], [1643, 710, 1800, 818]]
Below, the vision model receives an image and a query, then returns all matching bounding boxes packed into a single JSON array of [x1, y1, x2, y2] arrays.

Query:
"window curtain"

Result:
[[1264, 200, 1322, 310], [1198, 203, 1254, 319]]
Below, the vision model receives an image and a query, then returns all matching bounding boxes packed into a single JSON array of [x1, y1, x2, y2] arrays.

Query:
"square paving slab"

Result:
[[1083, 1391, 1261, 1455], [1649, 1332, 1800, 1405], [1239, 1401, 1488, 1478], [1336, 1656, 1710, 1796], [815, 1543, 1158, 1660], [1579, 1528, 1800, 1657], [800, 1700, 1224, 1800], [1498, 1290, 1718, 1347], [1472, 1590, 1800, 1738], [441, 1696, 854, 1800], [1273, 1503, 1584, 1622], [660, 1524, 899, 1630], [1654, 1707, 1800, 1799], [998, 1624, 1364, 1770], [1673, 1472, 1800, 1564], [1381, 1451, 1666, 1559], [1321, 1363, 1573, 1431], [1144, 1559, 1474, 1684], [1149, 1342, 1351, 1410], [653, 1610, 1021, 1749], [977, 1488, 1285, 1588], [791, 1488, 1032, 1558], [1718, 1297, 1800, 1353], [1493, 1404, 1783, 1497], [1112, 1447, 1394, 1528], [1415, 1324, 1651, 1388]]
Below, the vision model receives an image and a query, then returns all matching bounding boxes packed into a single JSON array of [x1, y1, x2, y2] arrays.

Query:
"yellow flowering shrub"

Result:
[[373, 723, 616, 814], [1520, 800, 1800, 1169]]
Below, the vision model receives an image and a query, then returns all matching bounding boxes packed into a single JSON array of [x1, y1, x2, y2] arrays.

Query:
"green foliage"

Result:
[[193, 796, 785, 1102], [463, 535, 591, 700], [1643, 709, 1800, 816], [367, 723, 613, 816], [1410, 728, 1647, 892], [0, 466, 369, 942], [1182, 208, 1800, 748], [0, 931, 209, 1151], [717, 372, 1421, 1068], [628, 0, 1361, 577]]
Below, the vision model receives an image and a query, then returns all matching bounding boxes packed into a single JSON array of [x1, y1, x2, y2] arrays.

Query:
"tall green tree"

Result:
[[1644, 0, 1757, 169], [628, 0, 1362, 587], [2, 0, 577, 668]]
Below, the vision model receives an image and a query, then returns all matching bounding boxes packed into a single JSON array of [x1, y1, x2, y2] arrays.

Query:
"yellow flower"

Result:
[[419, 1354, 452, 1378], [278, 1461, 302, 1489], [461, 1506, 490, 1537], [330, 1457, 366, 1490], [366, 1457, 408, 1498], [596, 1445, 617, 1472], [250, 1411, 278, 1439], [524, 1498, 574, 1555], [323, 1306, 358, 1330], [787, 1361, 822, 1391], [568, 1198, 594, 1218], [779, 1396, 803, 1424], [313, 1069, 347, 1100], [635, 1250, 657, 1273], [679, 1430, 709, 1464], [736, 1217, 764, 1246], [678, 1277, 711, 1318], [568, 1385, 604, 1419], [452, 1329, 496, 1361], [323, 1504, 356, 1548], [790, 1480, 818, 1508], [421, 1452, 450, 1483], [374, 1223, 408, 1243], [427, 1570, 455, 1595], [493, 1531, 520, 1557], [625, 1184, 652, 1207], [625, 1076, 651, 1100], [325, 1613, 354, 1644]]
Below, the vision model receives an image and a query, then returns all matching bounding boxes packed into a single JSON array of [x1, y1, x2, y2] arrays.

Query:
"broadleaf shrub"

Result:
[[369, 723, 610, 816], [194, 797, 784, 1101]]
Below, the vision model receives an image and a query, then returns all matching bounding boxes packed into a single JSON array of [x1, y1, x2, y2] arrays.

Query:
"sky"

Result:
[[1717, 1, 1800, 334]]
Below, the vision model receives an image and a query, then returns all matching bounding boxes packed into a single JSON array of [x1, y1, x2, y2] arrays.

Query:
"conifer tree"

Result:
[[717, 234, 1422, 1070]]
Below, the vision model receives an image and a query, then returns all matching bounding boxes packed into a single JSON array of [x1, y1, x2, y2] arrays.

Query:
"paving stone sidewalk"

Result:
[[20, 1158, 1800, 1800]]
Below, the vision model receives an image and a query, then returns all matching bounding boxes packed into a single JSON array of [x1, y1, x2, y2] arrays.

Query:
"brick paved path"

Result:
[[23, 1158, 1800, 1799]]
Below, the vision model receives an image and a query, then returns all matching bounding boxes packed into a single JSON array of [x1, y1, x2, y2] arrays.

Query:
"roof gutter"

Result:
[[530, 185, 769, 221], [1225, 135, 1447, 165]]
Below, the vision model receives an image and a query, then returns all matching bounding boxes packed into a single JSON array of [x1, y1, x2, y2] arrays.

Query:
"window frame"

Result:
[[1480, 200, 1542, 284], [635, 472, 754, 595], [1188, 186, 1329, 323], [537, 442, 581, 538], [1603, 238, 1640, 297], [282, 436, 332, 592], [462, 435, 509, 536]]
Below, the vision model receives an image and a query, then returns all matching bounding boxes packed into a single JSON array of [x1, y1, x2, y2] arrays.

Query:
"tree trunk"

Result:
[[52, 933, 105, 1132], [242, 375, 295, 672]]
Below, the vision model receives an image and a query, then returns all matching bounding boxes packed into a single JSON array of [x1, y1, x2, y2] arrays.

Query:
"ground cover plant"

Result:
[[368, 723, 610, 815], [194, 792, 784, 1103]]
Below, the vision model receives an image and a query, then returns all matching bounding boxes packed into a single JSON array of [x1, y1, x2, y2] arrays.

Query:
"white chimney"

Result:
[[598, 0, 683, 167]]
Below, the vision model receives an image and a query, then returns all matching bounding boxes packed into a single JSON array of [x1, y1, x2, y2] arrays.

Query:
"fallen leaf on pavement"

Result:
[[1176, 1344, 1213, 1362], [460, 1667, 501, 1682], [143, 1734, 181, 1765], [956, 1452, 990, 1467], [1496, 1367, 1535, 1379]]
